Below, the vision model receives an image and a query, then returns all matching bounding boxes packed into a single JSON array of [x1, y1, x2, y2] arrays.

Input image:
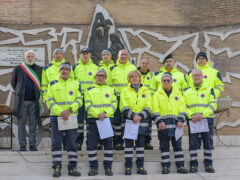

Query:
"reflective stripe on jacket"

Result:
[[183, 81, 217, 123], [152, 85, 186, 136], [46, 78, 83, 116], [73, 58, 98, 93], [151, 66, 187, 93], [41, 58, 74, 102], [84, 83, 117, 120], [120, 84, 152, 135], [109, 60, 137, 96], [185, 61, 224, 98]]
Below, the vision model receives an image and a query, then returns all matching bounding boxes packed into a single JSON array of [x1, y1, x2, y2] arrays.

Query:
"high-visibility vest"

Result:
[[109, 60, 137, 96], [98, 60, 115, 85], [151, 66, 187, 93], [84, 83, 117, 119], [183, 82, 217, 121], [73, 58, 98, 93], [41, 58, 74, 102], [46, 78, 83, 116], [185, 61, 224, 98]]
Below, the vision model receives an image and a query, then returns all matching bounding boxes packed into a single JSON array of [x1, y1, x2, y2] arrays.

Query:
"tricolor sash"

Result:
[[20, 62, 41, 91], [21, 62, 43, 147]]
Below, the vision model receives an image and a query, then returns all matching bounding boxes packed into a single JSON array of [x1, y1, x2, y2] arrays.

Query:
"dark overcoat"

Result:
[[11, 63, 43, 118]]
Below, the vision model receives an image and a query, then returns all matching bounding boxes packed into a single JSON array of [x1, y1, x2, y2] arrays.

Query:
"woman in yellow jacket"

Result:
[[120, 70, 152, 175], [152, 72, 188, 174]]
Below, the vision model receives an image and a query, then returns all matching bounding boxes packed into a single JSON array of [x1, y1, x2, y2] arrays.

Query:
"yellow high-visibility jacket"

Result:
[[98, 60, 115, 84], [84, 83, 117, 121], [41, 58, 74, 102], [152, 85, 186, 136], [73, 58, 98, 94], [120, 84, 152, 135], [137, 67, 154, 91], [109, 60, 137, 96], [185, 61, 224, 98], [151, 66, 187, 93], [183, 81, 217, 123], [46, 78, 83, 116]]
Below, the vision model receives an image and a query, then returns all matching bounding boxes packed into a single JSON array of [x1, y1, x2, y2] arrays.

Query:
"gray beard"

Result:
[[26, 61, 34, 66]]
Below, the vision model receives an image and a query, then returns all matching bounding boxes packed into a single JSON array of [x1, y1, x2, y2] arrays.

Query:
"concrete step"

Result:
[[1, 146, 240, 179]]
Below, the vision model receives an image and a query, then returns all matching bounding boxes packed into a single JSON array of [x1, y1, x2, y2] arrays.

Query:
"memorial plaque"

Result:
[[0, 47, 45, 66]]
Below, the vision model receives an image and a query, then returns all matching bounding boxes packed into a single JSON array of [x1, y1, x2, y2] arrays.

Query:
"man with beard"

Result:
[[151, 54, 187, 93], [11, 50, 42, 151]]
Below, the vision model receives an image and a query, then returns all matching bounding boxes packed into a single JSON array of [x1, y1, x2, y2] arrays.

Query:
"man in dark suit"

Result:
[[11, 50, 42, 151]]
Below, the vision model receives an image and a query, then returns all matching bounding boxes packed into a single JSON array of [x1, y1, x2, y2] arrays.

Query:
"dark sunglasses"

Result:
[[162, 79, 171, 82]]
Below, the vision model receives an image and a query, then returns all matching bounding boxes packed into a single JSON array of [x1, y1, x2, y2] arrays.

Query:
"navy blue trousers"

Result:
[[125, 134, 145, 168], [87, 122, 113, 170], [50, 116, 78, 170]]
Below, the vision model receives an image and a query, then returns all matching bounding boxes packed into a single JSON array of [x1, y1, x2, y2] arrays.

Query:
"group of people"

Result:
[[11, 47, 224, 177]]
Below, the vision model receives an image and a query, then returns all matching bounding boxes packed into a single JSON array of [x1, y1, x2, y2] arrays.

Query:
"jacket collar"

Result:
[[197, 61, 210, 70], [52, 58, 66, 66], [137, 67, 150, 75], [99, 60, 114, 67], [160, 66, 178, 73], [78, 58, 94, 65], [116, 59, 131, 67]]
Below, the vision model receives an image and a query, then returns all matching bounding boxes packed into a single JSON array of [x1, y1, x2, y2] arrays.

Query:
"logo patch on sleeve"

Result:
[[69, 90, 74, 96]]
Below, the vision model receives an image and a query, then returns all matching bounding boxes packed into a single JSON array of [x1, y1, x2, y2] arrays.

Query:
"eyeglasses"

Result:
[[162, 79, 171, 82], [96, 75, 106, 78], [192, 74, 202, 77]]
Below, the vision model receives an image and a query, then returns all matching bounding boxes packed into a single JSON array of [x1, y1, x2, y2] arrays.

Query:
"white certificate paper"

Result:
[[96, 118, 114, 139], [58, 115, 78, 131], [175, 126, 184, 141], [189, 118, 209, 134], [123, 120, 140, 140]]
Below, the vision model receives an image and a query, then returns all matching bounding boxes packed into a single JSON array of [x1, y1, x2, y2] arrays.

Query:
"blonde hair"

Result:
[[127, 70, 142, 83]]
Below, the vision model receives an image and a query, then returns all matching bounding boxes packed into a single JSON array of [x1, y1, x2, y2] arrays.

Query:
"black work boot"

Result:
[[137, 167, 147, 175], [189, 166, 198, 173], [97, 143, 103, 150], [105, 168, 113, 176], [68, 168, 81, 176], [77, 144, 82, 151], [177, 166, 188, 174], [88, 169, 98, 176], [125, 168, 132, 175], [53, 166, 61, 177], [145, 143, 153, 150], [162, 167, 170, 174], [205, 166, 215, 173]]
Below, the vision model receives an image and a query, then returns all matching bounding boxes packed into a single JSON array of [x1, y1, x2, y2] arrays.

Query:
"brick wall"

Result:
[[0, 0, 31, 23], [1, 0, 240, 135]]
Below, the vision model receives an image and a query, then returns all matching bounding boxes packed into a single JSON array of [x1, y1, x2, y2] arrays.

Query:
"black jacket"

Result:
[[11, 63, 42, 118]]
